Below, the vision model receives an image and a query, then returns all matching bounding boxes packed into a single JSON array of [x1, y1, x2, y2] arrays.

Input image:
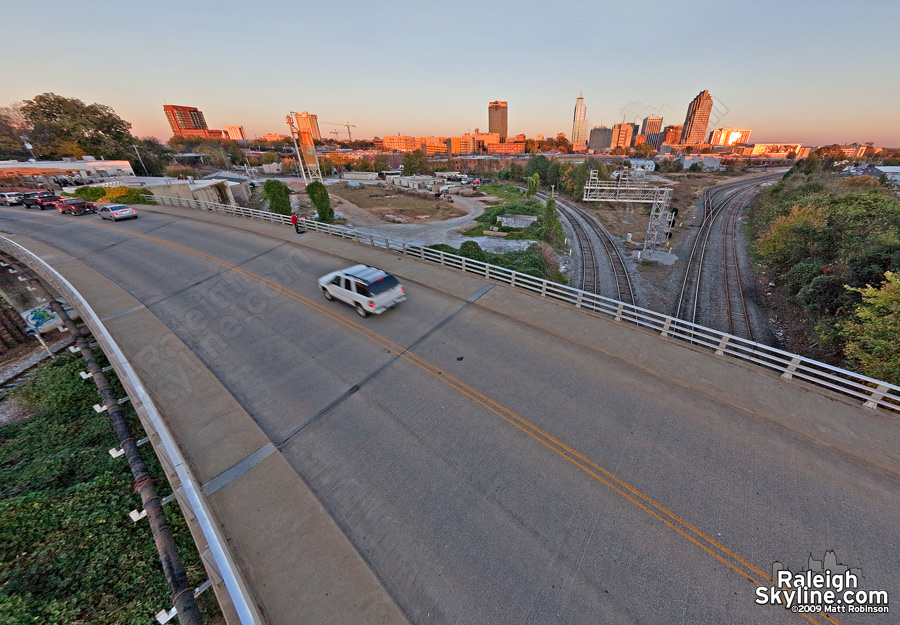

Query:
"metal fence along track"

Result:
[[150, 195, 900, 411]]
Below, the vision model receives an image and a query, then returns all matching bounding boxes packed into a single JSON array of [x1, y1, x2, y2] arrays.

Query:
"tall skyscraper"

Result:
[[224, 126, 247, 141], [611, 123, 634, 150], [488, 101, 508, 142], [292, 111, 322, 141], [680, 90, 714, 144], [571, 92, 589, 151], [163, 105, 225, 138]]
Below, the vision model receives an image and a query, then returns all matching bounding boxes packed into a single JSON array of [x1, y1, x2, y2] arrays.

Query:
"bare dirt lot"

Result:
[[328, 182, 467, 223]]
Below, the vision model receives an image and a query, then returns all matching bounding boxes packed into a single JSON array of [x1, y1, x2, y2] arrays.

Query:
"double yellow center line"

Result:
[[19, 209, 843, 625]]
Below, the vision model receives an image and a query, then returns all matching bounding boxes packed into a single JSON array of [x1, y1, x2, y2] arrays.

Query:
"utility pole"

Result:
[[132, 145, 149, 176]]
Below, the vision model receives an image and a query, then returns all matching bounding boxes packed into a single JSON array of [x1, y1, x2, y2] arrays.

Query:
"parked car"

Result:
[[0, 192, 24, 205], [97, 204, 138, 221], [318, 264, 406, 317], [22, 191, 58, 209], [56, 198, 96, 215]]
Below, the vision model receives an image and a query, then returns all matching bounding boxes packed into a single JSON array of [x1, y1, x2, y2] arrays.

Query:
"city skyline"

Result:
[[4, 1, 899, 147]]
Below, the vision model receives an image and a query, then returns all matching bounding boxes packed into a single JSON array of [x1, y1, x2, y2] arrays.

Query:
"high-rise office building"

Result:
[[571, 92, 589, 151], [641, 116, 663, 148], [588, 126, 613, 152], [382, 135, 419, 152], [292, 111, 322, 141], [163, 104, 225, 138], [680, 90, 714, 144], [611, 123, 634, 150], [708, 128, 752, 146], [488, 101, 508, 142], [641, 116, 663, 137], [660, 125, 683, 147], [224, 126, 247, 141]]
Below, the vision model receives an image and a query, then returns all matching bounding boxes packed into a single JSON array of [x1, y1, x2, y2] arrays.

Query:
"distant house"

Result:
[[874, 166, 900, 184], [630, 159, 656, 171], [679, 155, 723, 171], [344, 171, 378, 181]]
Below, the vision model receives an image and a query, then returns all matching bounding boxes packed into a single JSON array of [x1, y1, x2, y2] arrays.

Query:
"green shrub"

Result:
[[459, 241, 486, 262], [306, 181, 333, 222], [426, 243, 549, 279], [262, 179, 292, 216], [795, 274, 859, 315], [71, 186, 106, 202], [783, 259, 827, 296], [114, 188, 157, 205]]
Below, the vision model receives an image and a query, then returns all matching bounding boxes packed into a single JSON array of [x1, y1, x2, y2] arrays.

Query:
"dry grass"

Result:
[[329, 183, 466, 220]]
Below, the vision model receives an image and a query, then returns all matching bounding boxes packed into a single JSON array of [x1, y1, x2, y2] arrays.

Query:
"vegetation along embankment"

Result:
[[749, 158, 900, 385], [433, 181, 565, 282], [0, 353, 219, 624]]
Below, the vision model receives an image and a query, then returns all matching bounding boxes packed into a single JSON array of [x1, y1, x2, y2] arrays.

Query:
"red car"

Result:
[[56, 198, 97, 215]]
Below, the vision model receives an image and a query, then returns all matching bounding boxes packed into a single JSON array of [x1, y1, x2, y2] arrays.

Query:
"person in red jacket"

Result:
[[290, 212, 303, 234]]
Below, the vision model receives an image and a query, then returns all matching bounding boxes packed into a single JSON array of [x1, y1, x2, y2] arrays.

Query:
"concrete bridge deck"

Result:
[[5, 202, 900, 624]]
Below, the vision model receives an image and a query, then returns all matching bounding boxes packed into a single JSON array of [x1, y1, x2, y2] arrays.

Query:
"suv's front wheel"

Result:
[[355, 303, 368, 317], [321, 287, 334, 301]]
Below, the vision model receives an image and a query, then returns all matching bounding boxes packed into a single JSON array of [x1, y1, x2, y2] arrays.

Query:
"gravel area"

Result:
[[0, 335, 75, 386], [327, 188, 536, 253]]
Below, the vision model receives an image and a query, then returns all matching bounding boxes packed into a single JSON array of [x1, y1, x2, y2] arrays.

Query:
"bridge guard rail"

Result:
[[150, 195, 900, 412], [0, 235, 265, 625]]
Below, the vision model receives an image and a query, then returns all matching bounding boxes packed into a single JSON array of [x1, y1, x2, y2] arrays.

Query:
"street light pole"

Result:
[[132, 145, 149, 176]]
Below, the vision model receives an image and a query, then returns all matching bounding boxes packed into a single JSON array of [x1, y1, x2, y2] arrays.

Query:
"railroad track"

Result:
[[721, 190, 754, 340], [674, 176, 774, 338], [568, 208, 599, 294], [537, 192, 635, 306]]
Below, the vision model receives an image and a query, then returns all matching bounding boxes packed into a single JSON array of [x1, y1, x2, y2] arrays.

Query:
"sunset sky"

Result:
[[6, 0, 899, 147]]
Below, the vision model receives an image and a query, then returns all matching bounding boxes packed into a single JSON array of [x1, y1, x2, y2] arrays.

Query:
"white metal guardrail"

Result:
[[0, 236, 264, 625], [151, 195, 900, 411]]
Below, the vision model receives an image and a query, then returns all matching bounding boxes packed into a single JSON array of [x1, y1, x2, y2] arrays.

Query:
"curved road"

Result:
[[0, 204, 896, 625]]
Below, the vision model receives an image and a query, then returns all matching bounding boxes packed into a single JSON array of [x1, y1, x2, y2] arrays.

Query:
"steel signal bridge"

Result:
[[583, 170, 674, 252]]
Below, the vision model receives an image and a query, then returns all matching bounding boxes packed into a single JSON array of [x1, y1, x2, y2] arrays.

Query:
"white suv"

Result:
[[318, 265, 406, 317]]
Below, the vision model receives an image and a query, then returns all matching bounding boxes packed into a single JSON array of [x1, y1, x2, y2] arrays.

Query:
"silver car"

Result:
[[318, 265, 406, 317], [0, 192, 24, 206], [98, 204, 138, 221]]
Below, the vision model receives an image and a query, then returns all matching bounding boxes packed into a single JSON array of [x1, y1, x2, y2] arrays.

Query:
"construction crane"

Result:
[[328, 130, 342, 142], [323, 121, 357, 141]]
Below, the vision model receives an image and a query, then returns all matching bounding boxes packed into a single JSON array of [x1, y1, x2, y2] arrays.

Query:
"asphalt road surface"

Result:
[[1, 204, 897, 625]]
